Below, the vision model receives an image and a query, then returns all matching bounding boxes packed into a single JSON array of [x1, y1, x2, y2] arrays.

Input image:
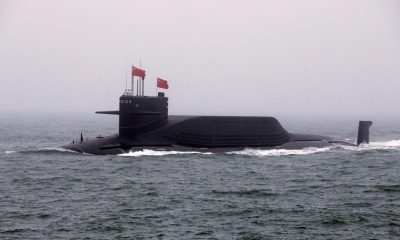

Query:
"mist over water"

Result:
[[1, 113, 399, 239], [1, 0, 400, 118]]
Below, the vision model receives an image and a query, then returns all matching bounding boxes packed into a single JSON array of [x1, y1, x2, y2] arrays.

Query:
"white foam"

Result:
[[340, 140, 400, 151], [229, 140, 400, 156], [6, 147, 78, 154], [37, 147, 78, 153], [119, 149, 213, 157], [370, 140, 400, 148], [118, 140, 400, 157], [228, 147, 333, 157]]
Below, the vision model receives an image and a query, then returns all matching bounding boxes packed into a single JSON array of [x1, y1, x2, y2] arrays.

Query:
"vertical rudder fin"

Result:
[[357, 121, 373, 145]]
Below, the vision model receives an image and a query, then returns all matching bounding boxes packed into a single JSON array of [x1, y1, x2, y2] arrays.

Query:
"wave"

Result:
[[228, 147, 333, 157], [339, 140, 400, 152], [370, 140, 400, 148], [37, 147, 79, 153], [4, 147, 79, 155], [229, 140, 400, 157], [119, 149, 213, 157], [5, 140, 400, 157], [115, 140, 400, 157]]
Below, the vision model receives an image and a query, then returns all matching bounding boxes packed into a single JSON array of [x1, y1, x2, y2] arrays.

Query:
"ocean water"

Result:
[[1, 112, 399, 239]]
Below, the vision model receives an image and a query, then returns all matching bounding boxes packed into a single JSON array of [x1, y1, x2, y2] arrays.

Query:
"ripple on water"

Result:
[[1, 125, 400, 239], [211, 189, 280, 198], [375, 184, 400, 192]]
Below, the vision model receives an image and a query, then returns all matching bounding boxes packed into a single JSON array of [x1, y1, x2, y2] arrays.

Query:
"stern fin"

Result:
[[357, 121, 373, 145]]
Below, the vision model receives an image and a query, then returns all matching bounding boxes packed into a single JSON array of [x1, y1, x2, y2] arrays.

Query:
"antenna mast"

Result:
[[131, 66, 135, 95], [140, 59, 144, 96], [125, 57, 128, 92]]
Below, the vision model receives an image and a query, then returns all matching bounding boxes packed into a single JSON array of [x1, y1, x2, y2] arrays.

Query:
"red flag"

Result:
[[132, 66, 146, 78], [157, 78, 169, 89]]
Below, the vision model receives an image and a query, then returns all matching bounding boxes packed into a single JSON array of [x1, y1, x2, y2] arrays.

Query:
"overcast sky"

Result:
[[1, 0, 399, 119]]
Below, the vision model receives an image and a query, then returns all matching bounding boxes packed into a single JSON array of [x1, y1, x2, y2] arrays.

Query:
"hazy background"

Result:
[[1, 0, 399, 120]]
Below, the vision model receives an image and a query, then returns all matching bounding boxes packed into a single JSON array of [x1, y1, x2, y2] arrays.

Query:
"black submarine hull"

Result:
[[62, 95, 372, 155], [62, 136, 346, 156], [62, 115, 361, 155]]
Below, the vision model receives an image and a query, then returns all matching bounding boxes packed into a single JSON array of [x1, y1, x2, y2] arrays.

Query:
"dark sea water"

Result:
[[1, 112, 400, 239]]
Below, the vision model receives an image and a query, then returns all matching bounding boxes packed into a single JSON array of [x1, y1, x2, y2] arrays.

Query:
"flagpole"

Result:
[[142, 77, 145, 96], [140, 77, 142, 96], [139, 59, 143, 96], [139, 59, 141, 96], [125, 57, 128, 92], [131, 70, 134, 95]]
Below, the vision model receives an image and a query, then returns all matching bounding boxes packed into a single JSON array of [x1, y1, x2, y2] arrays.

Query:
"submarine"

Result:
[[62, 67, 372, 155]]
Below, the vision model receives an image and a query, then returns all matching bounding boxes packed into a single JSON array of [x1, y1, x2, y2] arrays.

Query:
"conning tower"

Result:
[[118, 94, 168, 137], [96, 65, 169, 137]]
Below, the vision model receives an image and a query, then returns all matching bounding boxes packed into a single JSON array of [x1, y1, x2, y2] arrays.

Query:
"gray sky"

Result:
[[1, 0, 399, 119]]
